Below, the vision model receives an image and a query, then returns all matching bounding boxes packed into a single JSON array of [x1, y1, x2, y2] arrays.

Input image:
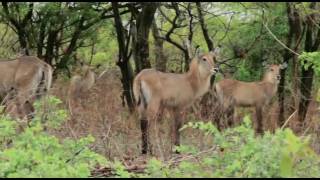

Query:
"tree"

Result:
[[130, 2, 158, 73], [298, 2, 320, 125], [1, 2, 33, 55], [156, 2, 196, 72], [112, 2, 135, 112], [1, 2, 119, 75], [152, 20, 167, 72], [278, 2, 304, 126]]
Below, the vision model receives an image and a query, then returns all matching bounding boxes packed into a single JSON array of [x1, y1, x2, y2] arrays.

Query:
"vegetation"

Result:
[[0, 96, 106, 178], [138, 117, 320, 178], [1, 98, 319, 178], [0, 2, 319, 178]]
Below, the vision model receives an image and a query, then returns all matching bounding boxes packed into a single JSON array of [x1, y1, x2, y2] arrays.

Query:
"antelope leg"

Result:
[[172, 109, 182, 153], [256, 106, 263, 134], [140, 119, 149, 154]]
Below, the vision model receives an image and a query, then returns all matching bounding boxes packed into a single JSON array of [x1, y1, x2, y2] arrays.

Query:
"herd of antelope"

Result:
[[0, 48, 287, 155]]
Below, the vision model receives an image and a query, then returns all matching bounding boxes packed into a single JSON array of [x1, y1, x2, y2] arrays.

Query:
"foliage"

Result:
[[299, 51, 320, 103], [0, 96, 107, 178], [135, 116, 320, 178], [299, 51, 320, 77]]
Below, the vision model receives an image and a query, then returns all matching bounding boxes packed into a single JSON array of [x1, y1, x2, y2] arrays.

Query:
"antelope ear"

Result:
[[210, 46, 221, 56], [196, 48, 203, 58], [262, 61, 269, 68], [280, 62, 288, 69]]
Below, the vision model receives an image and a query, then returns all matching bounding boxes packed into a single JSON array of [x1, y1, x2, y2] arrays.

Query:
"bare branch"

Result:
[[263, 21, 300, 56], [196, 2, 214, 51], [217, 13, 234, 45]]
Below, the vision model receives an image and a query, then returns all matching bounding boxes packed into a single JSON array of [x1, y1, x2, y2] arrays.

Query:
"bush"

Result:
[[0, 96, 107, 178], [299, 51, 320, 77], [1, 96, 319, 178], [137, 116, 320, 178]]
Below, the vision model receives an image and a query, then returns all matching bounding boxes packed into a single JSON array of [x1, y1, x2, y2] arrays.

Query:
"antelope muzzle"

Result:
[[211, 67, 219, 75]]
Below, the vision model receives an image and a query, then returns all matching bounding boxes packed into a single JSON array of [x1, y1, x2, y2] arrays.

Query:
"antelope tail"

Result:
[[43, 64, 53, 93], [36, 64, 53, 99], [213, 83, 223, 105], [133, 77, 142, 106], [133, 76, 147, 109]]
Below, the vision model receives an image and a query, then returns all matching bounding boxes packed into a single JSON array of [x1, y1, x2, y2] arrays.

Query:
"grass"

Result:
[[49, 67, 320, 162]]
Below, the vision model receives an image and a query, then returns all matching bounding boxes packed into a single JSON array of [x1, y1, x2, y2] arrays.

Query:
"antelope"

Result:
[[68, 62, 96, 116], [133, 50, 220, 154], [214, 63, 287, 133], [0, 55, 53, 121]]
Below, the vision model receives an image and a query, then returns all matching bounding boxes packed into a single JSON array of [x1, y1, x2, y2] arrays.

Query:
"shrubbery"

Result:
[[1, 96, 319, 178], [0, 96, 107, 178], [124, 116, 320, 178]]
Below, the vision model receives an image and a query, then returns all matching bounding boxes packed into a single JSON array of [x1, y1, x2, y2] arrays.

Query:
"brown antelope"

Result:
[[133, 50, 220, 154], [0, 55, 53, 120], [214, 63, 287, 133], [68, 62, 96, 116]]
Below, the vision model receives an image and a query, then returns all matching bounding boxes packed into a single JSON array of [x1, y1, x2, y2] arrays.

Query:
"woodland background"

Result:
[[0, 2, 320, 178]]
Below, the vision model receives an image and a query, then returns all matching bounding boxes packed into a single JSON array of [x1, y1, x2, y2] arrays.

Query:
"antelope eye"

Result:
[[270, 68, 274, 71], [202, 57, 207, 61]]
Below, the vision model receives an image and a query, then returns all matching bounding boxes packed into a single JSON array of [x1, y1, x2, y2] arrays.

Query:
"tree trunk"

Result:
[[298, 68, 314, 124], [196, 2, 217, 120], [56, 16, 85, 72], [298, 2, 319, 125], [278, 9, 293, 127], [118, 61, 135, 112], [184, 50, 191, 72], [196, 2, 214, 51], [17, 29, 29, 55], [132, 3, 158, 73], [278, 2, 302, 126], [2, 2, 33, 55], [45, 29, 58, 66], [112, 2, 135, 112], [152, 21, 166, 72], [37, 17, 46, 59]]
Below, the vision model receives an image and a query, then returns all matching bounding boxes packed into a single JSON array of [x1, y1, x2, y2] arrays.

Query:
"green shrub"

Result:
[[139, 116, 320, 178], [300, 51, 320, 76], [0, 96, 107, 178]]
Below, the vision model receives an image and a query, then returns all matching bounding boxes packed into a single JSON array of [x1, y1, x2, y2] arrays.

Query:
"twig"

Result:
[[263, 22, 300, 56], [166, 146, 218, 167], [218, 13, 234, 45], [280, 110, 297, 130]]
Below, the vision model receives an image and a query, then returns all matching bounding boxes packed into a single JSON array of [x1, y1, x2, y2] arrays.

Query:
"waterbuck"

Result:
[[133, 50, 219, 154], [68, 63, 95, 116], [214, 63, 287, 133], [0, 55, 53, 120]]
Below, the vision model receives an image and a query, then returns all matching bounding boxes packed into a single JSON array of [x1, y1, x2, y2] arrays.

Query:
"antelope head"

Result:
[[195, 49, 219, 78], [262, 62, 287, 83]]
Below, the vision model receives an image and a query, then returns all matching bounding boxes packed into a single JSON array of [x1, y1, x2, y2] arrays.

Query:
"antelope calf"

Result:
[[133, 50, 220, 154], [68, 63, 95, 116], [214, 63, 287, 133], [0, 55, 53, 121]]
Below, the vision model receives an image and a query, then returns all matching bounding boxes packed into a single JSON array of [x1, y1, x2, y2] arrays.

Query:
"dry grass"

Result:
[[48, 67, 320, 162]]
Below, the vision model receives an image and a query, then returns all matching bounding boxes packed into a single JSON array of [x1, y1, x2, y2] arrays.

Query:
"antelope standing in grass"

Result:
[[68, 62, 95, 116], [214, 63, 287, 133], [0, 55, 53, 120], [133, 50, 220, 154]]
